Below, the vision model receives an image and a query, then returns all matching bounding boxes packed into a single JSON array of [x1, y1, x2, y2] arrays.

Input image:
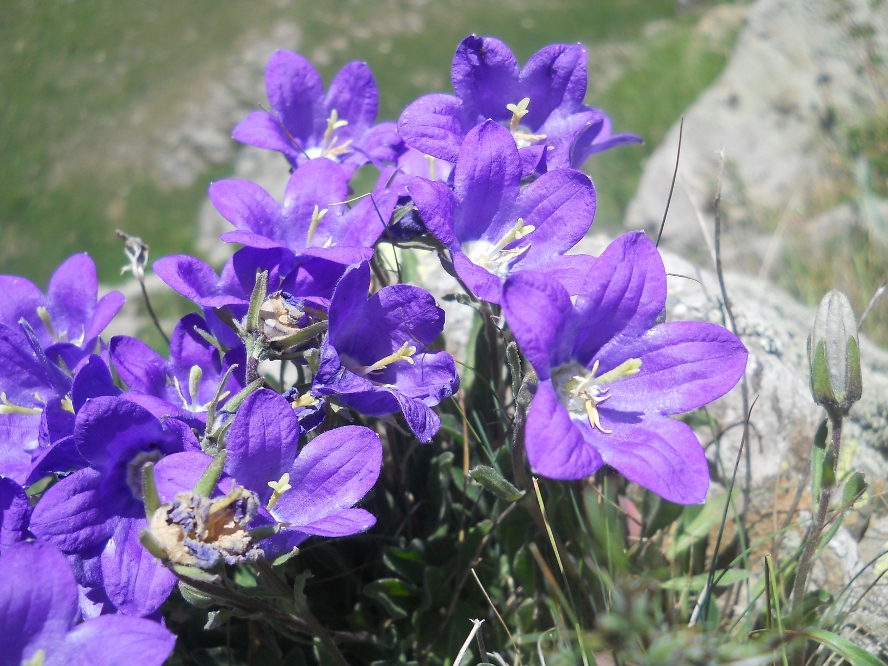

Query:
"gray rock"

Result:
[[625, 0, 888, 264]]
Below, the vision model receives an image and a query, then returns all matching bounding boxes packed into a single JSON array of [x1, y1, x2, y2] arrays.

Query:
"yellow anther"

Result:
[[61, 396, 75, 414], [0, 392, 42, 415], [584, 398, 612, 434], [359, 341, 417, 376], [506, 97, 531, 132], [306, 205, 328, 247], [267, 473, 292, 511], [292, 393, 319, 409]]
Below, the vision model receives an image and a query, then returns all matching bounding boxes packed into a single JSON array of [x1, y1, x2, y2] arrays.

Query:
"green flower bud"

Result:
[[807, 290, 862, 415]]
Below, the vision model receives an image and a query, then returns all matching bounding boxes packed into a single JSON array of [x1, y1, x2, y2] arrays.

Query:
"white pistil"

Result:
[[554, 358, 642, 435], [357, 341, 417, 376], [306, 205, 328, 247], [505, 97, 547, 148], [462, 218, 535, 278], [267, 473, 292, 511]]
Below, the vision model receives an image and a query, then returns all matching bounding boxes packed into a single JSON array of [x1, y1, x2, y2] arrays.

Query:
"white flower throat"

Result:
[[461, 218, 535, 278], [552, 358, 642, 434], [303, 108, 352, 160]]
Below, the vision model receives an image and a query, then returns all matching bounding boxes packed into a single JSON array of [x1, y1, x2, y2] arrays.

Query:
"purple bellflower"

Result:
[[501, 232, 748, 504], [110, 313, 245, 423], [409, 120, 597, 304], [0, 254, 124, 365], [232, 50, 401, 177], [0, 540, 175, 666], [398, 35, 641, 175], [312, 262, 459, 443], [209, 158, 397, 296], [146, 403, 382, 564], [29, 396, 198, 615]]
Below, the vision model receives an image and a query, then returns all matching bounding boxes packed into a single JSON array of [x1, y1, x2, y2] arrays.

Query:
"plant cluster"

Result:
[[0, 34, 878, 666]]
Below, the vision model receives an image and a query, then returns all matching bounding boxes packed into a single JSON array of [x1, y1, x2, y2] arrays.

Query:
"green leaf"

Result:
[[658, 569, 751, 591], [469, 465, 525, 501], [364, 578, 420, 620], [666, 488, 739, 559], [842, 471, 868, 507], [797, 628, 886, 666]]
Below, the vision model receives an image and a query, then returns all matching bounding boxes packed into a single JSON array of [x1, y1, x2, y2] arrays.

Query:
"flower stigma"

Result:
[[552, 358, 642, 434], [505, 97, 547, 148], [305, 205, 328, 247], [304, 109, 352, 160], [0, 392, 42, 415], [462, 218, 535, 278], [266, 473, 292, 510]]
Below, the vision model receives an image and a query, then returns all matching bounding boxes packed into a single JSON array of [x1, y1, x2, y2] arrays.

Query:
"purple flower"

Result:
[[232, 50, 402, 176], [29, 396, 197, 615], [501, 232, 747, 504], [147, 407, 382, 563], [397, 35, 641, 175], [312, 262, 459, 443], [110, 313, 245, 422], [0, 540, 175, 665], [409, 120, 597, 304], [210, 158, 397, 282], [0, 477, 31, 552], [0, 254, 124, 362]]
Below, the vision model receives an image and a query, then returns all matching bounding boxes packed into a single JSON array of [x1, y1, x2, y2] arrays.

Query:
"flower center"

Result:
[[552, 358, 642, 434], [506, 97, 547, 149], [126, 448, 164, 499], [461, 218, 535, 278], [304, 109, 352, 161]]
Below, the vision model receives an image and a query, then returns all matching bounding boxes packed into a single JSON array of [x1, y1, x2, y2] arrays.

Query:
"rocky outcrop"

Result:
[[625, 0, 888, 265]]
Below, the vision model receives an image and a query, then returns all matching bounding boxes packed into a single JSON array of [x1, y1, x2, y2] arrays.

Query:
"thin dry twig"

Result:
[[656, 117, 684, 247]]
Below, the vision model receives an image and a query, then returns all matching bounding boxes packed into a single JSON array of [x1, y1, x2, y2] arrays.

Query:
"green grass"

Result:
[[1, 0, 731, 285]]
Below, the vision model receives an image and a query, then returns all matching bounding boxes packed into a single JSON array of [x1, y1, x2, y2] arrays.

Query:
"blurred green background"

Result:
[[0, 0, 735, 284]]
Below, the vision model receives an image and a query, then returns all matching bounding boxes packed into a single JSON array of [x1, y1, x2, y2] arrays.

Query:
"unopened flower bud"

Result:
[[807, 290, 862, 415]]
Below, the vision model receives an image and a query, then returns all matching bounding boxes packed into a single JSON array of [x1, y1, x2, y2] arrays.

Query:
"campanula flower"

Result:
[[409, 120, 597, 304], [0, 540, 175, 666], [501, 232, 748, 504], [312, 262, 459, 443], [398, 35, 641, 175], [232, 50, 402, 177]]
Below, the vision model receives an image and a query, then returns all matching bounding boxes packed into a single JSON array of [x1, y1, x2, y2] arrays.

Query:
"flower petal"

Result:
[[524, 380, 603, 479], [0, 541, 78, 664], [30, 468, 114, 554], [408, 177, 459, 249], [209, 179, 282, 239], [325, 61, 378, 134], [293, 508, 376, 538], [100, 516, 177, 616], [47, 254, 98, 345], [50, 613, 176, 666], [225, 389, 300, 502], [502, 271, 574, 379], [397, 93, 467, 162], [587, 411, 709, 505], [0, 477, 31, 553], [271, 425, 381, 534], [452, 35, 519, 120], [232, 110, 303, 164], [573, 232, 666, 364], [264, 50, 324, 142], [597, 321, 748, 415], [519, 43, 587, 125]]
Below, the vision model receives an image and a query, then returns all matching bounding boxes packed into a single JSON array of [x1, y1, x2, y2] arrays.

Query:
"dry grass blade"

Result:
[[656, 116, 684, 247]]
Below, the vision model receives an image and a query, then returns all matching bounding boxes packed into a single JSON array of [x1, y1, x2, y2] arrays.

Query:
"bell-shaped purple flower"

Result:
[[410, 120, 597, 304], [0, 254, 124, 362], [501, 232, 748, 504], [0, 540, 175, 665], [232, 50, 402, 176], [29, 396, 197, 615], [210, 158, 397, 284], [312, 262, 459, 443], [110, 313, 245, 422], [398, 35, 641, 175]]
